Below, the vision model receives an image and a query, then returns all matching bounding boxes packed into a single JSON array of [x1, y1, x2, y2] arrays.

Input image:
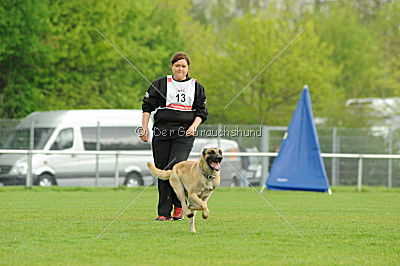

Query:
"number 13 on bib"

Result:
[[165, 75, 196, 111]]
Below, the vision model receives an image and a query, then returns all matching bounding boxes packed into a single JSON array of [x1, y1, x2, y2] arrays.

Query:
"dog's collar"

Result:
[[201, 169, 216, 180]]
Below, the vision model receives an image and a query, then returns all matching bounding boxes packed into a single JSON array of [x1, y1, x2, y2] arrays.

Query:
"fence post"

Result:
[[114, 151, 120, 188], [331, 127, 337, 186], [388, 128, 393, 188], [357, 156, 363, 192], [217, 123, 222, 148], [95, 121, 100, 187], [259, 126, 269, 192], [26, 120, 35, 188], [336, 136, 341, 185]]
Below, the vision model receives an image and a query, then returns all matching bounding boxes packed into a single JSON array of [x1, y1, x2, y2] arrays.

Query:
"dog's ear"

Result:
[[218, 148, 222, 155], [202, 148, 207, 156]]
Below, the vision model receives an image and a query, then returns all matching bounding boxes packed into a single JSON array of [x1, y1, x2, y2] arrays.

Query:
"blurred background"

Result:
[[1, 0, 399, 126], [1, 0, 400, 187]]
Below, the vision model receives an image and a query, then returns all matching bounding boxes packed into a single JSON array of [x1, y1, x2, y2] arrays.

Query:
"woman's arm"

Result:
[[140, 112, 151, 142], [193, 82, 208, 123], [187, 82, 208, 136], [140, 78, 163, 142], [142, 79, 162, 114], [186, 116, 202, 136]]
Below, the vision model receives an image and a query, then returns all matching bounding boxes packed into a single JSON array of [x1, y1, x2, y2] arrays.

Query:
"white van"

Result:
[[0, 110, 153, 187], [191, 138, 243, 187]]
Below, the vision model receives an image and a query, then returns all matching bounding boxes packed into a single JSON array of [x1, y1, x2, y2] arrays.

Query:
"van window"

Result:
[[2, 128, 55, 150], [81, 127, 150, 151], [50, 128, 73, 150]]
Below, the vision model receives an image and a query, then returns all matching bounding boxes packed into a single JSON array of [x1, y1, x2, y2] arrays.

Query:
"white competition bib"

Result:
[[164, 75, 196, 111]]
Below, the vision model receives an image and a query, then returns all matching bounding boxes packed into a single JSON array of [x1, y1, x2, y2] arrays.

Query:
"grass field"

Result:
[[0, 186, 399, 265]]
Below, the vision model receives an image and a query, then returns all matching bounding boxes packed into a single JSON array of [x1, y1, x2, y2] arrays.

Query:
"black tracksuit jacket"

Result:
[[141, 76, 208, 136]]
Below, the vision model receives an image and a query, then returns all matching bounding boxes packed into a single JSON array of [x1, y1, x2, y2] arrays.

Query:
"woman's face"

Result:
[[172, 59, 188, 81]]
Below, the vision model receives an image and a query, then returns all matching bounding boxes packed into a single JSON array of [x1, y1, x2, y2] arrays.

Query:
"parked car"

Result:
[[190, 138, 242, 187], [240, 147, 263, 186], [0, 109, 154, 187]]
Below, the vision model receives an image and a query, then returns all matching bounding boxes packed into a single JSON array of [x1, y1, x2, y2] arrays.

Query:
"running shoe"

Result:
[[172, 207, 183, 221], [155, 216, 172, 221]]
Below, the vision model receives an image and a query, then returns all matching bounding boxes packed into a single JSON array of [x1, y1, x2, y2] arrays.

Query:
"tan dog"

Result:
[[147, 148, 222, 233]]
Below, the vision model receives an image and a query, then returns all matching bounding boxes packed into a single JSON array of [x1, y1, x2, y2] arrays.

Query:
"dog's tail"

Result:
[[147, 162, 172, 180]]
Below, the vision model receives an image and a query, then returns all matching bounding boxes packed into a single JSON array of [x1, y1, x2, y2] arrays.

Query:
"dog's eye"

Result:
[[219, 149, 222, 155], [208, 150, 216, 155]]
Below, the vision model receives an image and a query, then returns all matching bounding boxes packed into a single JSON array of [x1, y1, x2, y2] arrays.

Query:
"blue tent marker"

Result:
[[266, 86, 331, 194]]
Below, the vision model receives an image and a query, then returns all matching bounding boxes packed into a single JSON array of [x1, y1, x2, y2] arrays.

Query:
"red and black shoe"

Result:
[[172, 207, 183, 221], [155, 216, 172, 221]]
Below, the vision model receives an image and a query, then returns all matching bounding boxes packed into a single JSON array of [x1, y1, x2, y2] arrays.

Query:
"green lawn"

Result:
[[0, 186, 399, 265]]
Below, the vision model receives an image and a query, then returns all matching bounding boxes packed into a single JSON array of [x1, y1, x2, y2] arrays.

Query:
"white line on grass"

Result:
[[94, 27, 168, 102], [224, 158, 304, 238], [95, 158, 176, 239], [224, 27, 305, 110]]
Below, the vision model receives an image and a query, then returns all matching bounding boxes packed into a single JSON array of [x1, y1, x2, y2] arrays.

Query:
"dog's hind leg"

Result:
[[188, 211, 197, 233]]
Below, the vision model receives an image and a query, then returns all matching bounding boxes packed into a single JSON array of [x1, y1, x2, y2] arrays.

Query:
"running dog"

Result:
[[147, 148, 222, 233]]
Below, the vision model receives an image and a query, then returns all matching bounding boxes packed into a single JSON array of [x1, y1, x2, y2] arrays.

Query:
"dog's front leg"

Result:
[[188, 211, 197, 233], [188, 192, 207, 212], [169, 178, 192, 218], [200, 191, 213, 220]]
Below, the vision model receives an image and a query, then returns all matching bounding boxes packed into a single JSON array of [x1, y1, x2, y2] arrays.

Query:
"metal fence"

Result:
[[196, 124, 400, 187], [1, 119, 399, 188]]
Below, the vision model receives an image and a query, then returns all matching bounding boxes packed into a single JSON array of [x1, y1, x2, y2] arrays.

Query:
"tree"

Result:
[[374, 1, 400, 98], [40, 0, 186, 111], [314, 6, 381, 99], [0, 0, 51, 117], [191, 12, 339, 125], [0, 0, 188, 117]]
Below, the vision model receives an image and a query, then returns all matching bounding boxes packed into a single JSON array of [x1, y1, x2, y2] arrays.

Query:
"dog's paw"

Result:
[[202, 210, 209, 220]]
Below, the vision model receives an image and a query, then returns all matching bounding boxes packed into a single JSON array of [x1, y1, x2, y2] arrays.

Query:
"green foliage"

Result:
[[0, 0, 399, 128], [191, 13, 338, 125], [0, 0, 186, 118], [0, 0, 50, 117], [40, 0, 186, 111], [310, 1, 399, 127], [314, 6, 380, 98], [373, 1, 400, 97]]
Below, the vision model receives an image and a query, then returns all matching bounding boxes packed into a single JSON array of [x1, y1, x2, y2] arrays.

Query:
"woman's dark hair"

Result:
[[170, 52, 191, 66]]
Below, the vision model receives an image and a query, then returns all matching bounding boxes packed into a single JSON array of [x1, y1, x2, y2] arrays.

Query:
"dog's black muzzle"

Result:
[[207, 156, 223, 171]]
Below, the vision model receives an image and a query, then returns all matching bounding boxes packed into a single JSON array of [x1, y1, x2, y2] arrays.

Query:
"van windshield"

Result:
[[2, 128, 55, 149]]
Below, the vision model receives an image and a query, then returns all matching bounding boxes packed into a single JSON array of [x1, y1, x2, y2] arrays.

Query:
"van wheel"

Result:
[[35, 174, 56, 187], [124, 172, 143, 187]]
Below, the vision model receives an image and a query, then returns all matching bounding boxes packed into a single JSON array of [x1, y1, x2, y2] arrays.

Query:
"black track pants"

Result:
[[152, 136, 194, 217]]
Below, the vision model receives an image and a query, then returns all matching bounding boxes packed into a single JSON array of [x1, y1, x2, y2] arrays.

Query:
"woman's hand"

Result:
[[186, 117, 202, 136], [139, 127, 149, 142], [185, 124, 197, 136], [140, 112, 151, 142]]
